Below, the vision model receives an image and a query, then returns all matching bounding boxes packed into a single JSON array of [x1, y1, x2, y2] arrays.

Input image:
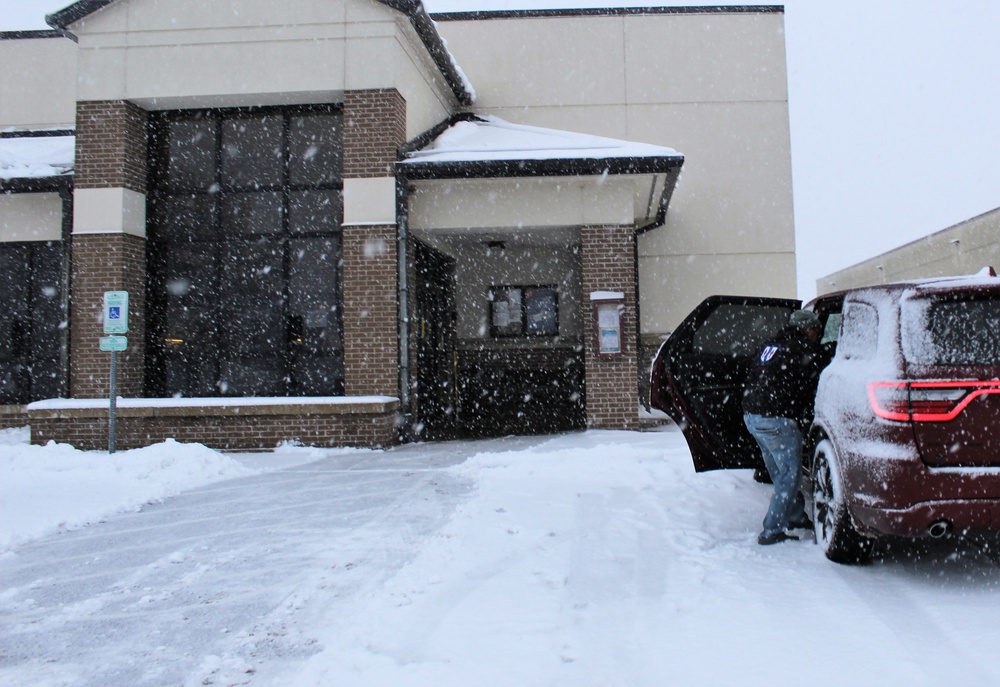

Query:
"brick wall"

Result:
[[581, 225, 640, 430], [342, 224, 399, 397], [69, 233, 146, 398], [343, 89, 406, 178], [30, 412, 398, 451], [75, 100, 148, 192], [0, 406, 29, 430]]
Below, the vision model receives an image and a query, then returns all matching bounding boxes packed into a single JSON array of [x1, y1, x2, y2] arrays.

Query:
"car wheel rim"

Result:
[[814, 453, 835, 545]]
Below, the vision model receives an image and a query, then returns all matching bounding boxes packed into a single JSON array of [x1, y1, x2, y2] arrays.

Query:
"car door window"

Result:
[[821, 312, 842, 345], [691, 304, 793, 357], [838, 303, 878, 360]]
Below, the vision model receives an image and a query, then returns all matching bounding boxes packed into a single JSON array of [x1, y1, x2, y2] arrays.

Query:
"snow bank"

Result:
[[0, 428, 258, 551]]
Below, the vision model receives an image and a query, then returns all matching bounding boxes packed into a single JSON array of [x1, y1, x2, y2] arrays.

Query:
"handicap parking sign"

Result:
[[103, 292, 129, 334]]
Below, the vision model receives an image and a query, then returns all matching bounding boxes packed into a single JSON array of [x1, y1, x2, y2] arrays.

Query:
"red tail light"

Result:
[[868, 380, 1000, 422]]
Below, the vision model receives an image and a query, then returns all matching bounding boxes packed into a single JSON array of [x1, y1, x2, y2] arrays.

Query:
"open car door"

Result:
[[650, 295, 801, 472]]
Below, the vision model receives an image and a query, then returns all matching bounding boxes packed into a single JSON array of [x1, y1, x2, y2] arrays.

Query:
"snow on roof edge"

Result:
[[0, 135, 75, 181], [402, 115, 680, 165]]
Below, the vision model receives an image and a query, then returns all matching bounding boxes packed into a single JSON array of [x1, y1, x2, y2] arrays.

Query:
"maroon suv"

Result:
[[650, 269, 1000, 564], [810, 270, 1000, 563]]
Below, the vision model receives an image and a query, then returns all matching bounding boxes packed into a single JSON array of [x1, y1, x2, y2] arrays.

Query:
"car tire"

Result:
[[812, 439, 874, 565]]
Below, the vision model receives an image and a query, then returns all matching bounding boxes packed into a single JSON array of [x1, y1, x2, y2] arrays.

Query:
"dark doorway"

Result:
[[412, 239, 586, 440], [413, 240, 458, 439]]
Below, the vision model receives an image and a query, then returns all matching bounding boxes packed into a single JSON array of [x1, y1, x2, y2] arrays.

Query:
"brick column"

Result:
[[343, 89, 406, 179], [581, 225, 640, 430], [342, 224, 399, 396], [341, 89, 406, 397], [71, 100, 148, 398]]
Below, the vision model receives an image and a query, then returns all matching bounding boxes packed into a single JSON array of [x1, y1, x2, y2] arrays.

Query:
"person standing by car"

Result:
[[743, 309, 824, 545]]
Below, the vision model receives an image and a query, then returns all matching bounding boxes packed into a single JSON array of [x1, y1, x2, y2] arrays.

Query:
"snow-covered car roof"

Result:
[[842, 267, 999, 301]]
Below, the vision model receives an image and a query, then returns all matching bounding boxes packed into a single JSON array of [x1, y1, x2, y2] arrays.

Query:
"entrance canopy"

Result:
[[399, 115, 683, 249]]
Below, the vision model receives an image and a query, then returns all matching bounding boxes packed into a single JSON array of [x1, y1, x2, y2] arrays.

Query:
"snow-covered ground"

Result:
[[3, 425, 1000, 687]]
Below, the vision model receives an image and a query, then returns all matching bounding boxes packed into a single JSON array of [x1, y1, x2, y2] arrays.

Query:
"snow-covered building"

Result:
[[0, 1, 795, 449]]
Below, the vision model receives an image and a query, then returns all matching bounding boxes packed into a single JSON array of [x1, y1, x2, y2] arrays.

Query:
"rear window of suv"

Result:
[[903, 296, 1000, 365]]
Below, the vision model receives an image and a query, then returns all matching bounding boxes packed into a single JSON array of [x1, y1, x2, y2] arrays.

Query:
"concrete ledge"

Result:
[[26, 397, 401, 451], [27, 397, 399, 419]]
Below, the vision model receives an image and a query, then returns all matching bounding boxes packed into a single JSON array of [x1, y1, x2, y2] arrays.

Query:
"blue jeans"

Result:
[[743, 413, 807, 538]]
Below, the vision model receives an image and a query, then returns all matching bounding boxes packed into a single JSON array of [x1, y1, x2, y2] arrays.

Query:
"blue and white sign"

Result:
[[103, 291, 129, 334]]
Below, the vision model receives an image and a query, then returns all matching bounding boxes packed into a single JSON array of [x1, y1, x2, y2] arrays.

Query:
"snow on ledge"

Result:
[[28, 396, 399, 412], [0, 135, 75, 180], [590, 291, 625, 301]]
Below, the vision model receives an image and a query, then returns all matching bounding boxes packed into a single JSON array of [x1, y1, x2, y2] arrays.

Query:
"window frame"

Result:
[[488, 284, 559, 338]]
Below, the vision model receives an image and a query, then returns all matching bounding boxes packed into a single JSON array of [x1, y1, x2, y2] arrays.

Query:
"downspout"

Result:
[[58, 181, 73, 399], [396, 169, 412, 436], [633, 229, 647, 412]]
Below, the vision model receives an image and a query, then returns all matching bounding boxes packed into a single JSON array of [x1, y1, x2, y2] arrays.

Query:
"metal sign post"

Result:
[[109, 346, 117, 453], [102, 291, 129, 453]]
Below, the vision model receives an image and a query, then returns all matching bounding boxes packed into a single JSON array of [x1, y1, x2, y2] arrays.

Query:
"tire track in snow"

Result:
[[0, 448, 474, 687], [833, 563, 997, 685]]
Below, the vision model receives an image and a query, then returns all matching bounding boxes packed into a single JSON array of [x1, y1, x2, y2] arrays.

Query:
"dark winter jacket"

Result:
[[742, 326, 823, 425]]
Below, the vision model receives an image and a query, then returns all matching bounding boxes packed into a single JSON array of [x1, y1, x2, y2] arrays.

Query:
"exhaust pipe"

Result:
[[927, 520, 951, 539]]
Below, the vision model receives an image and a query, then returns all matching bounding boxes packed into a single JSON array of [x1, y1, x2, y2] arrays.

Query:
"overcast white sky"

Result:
[[4, 0, 999, 298]]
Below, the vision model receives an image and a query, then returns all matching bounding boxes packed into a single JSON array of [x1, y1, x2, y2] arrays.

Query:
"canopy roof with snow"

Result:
[[401, 115, 684, 236], [403, 115, 681, 169], [402, 115, 684, 179]]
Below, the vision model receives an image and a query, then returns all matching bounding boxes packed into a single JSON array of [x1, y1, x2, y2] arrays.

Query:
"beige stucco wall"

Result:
[[0, 193, 64, 242], [817, 207, 1000, 294], [408, 176, 637, 231], [436, 10, 796, 334], [66, 0, 454, 136], [0, 36, 77, 129]]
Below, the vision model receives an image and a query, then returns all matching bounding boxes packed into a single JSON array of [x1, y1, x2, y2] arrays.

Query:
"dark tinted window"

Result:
[[154, 194, 217, 243], [906, 296, 1000, 365], [221, 115, 284, 188], [220, 191, 283, 236], [0, 240, 67, 403], [692, 304, 791, 357], [289, 190, 343, 234], [165, 119, 216, 190], [148, 106, 344, 397], [837, 303, 878, 360], [289, 114, 342, 186]]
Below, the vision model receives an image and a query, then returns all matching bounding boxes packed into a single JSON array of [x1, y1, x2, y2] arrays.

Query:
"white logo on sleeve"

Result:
[[760, 345, 779, 363]]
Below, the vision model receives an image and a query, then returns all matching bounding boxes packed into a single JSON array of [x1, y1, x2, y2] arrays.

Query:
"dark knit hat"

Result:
[[789, 309, 821, 330]]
